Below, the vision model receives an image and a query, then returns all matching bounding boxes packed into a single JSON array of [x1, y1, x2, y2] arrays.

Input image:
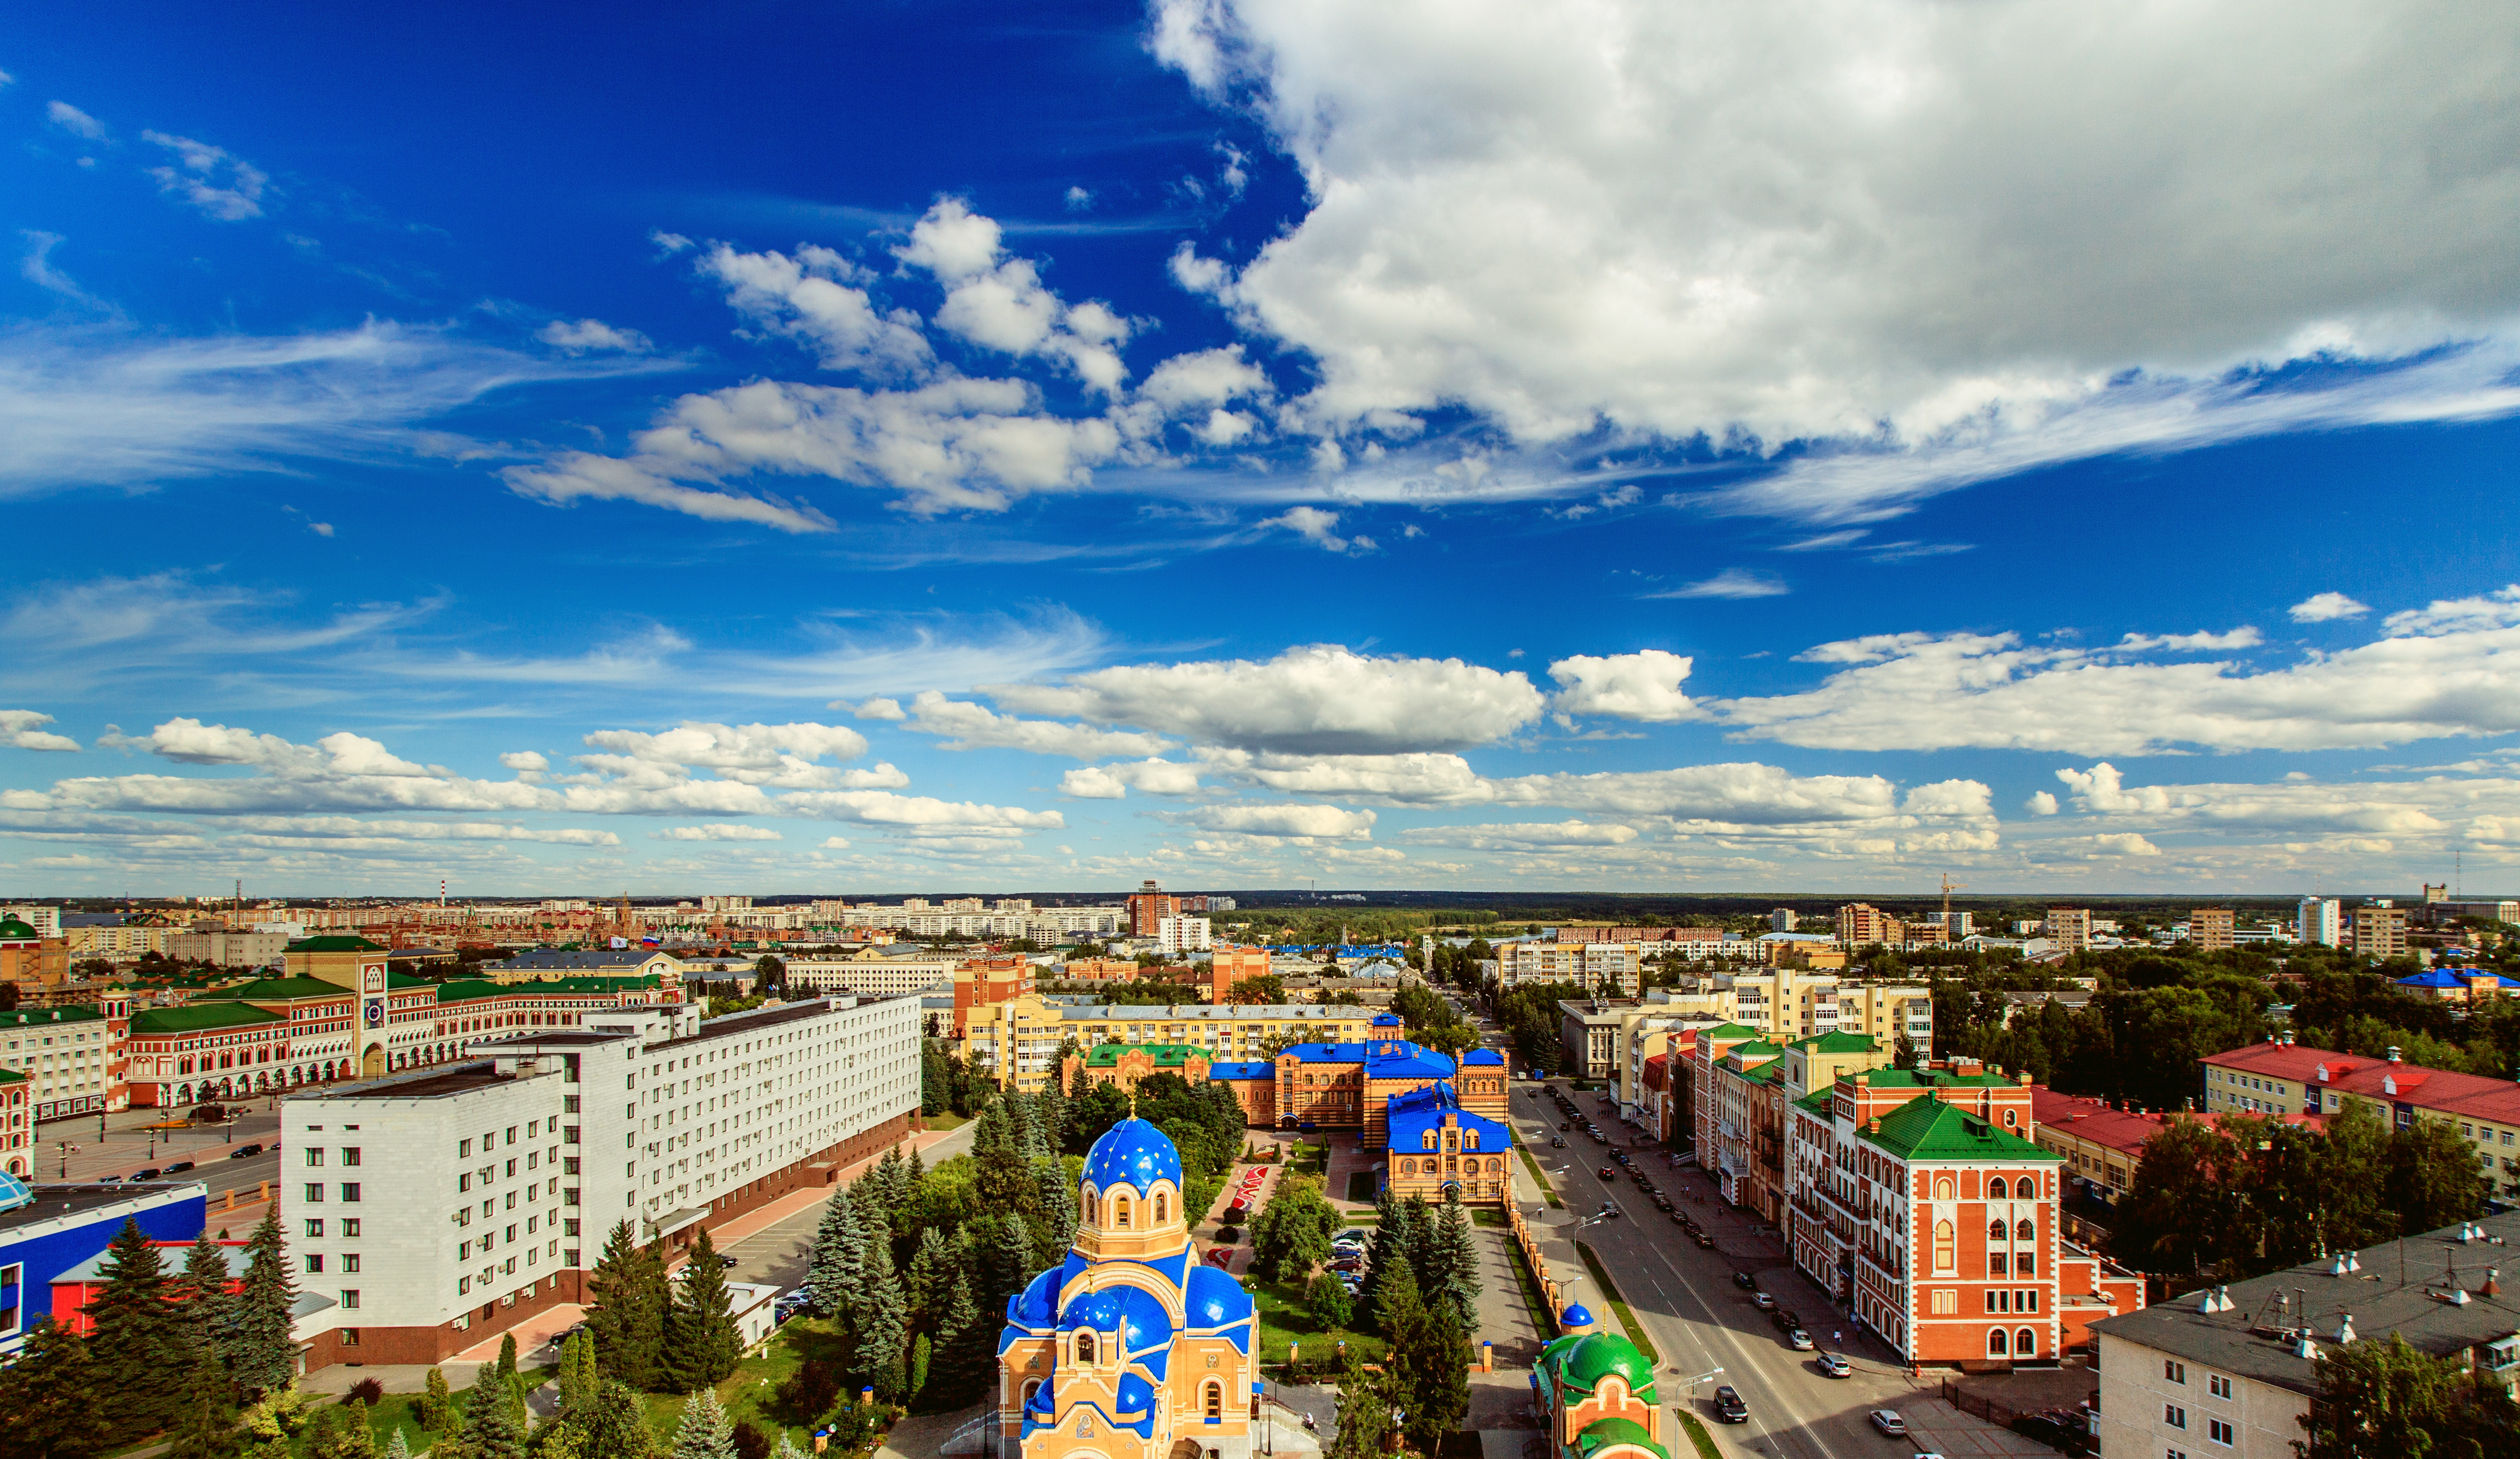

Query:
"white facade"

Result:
[[0, 1007, 113, 1119], [283, 993, 920, 1346], [2296, 897, 2342, 947], [1155, 915, 1212, 954], [782, 954, 958, 996], [2, 906, 60, 937]]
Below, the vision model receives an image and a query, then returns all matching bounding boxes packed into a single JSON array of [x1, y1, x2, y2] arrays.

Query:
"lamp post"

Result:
[[56, 1141, 77, 1179]]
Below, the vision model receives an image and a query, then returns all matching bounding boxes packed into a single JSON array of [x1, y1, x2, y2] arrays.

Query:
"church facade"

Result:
[[999, 1117, 1261, 1459]]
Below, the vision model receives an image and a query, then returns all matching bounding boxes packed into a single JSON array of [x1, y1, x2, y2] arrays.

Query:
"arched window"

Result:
[[1205, 1382, 1222, 1420], [1988, 1328, 2008, 1356], [2016, 1218, 2035, 1241], [1114, 1196, 1132, 1229], [1933, 1219, 1955, 1273], [1399, 1158, 1414, 1175], [1022, 1379, 1041, 1408], [1988, 1176, 2008, 1199], [1990, 1220, 2009, 1241], [1488, 1158, 1502, 1173], [1423, 1131, 1437, 1150], [1076, 1332, 1096, 1364], [1154, 1193, 1168, 1224], [1934, 1175, 1955, 1201], [2016, 1327, 2036, 1357]]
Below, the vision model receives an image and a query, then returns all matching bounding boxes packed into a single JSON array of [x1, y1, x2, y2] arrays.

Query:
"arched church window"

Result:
[[1155, 1193, 1168, 1223], [1988, 1176, 2007, 1199], [1077, 1331, 1096, 1363]]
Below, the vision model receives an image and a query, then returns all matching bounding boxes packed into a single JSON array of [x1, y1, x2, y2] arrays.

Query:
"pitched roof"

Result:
[[131, 1003, 287, 1035], [195, 976, 355, 1003], [285, 936, 384, 952], [2206, 1040, 2520, 1126], [1858, 1096, 2059, 1164], [1083, 1042, 1205, 1067], [1385, 1081, 1514, 1152], [1850, 1066, 2018, 1091], [1208, 1061, 1273, 1080], [0, 1006, 104, 1027], [1791, 1030, 1881, 1053], [2029, 1086, 2320, 1157]]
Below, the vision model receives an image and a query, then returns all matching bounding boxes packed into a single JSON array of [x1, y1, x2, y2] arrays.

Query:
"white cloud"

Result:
[[2116, 626, 2261, 652], [46, 102, 107, 140], [2090, 833, 2164, 857], [845, 697, 907, 721], [538, 318, 653, 353], [1137, 346, 1272, 415], [1058, 759, 1202, 799], [576, 721, 895, 790], [223, 816, 620, 846], [2289, 590, 2370, 622], [775, 788, 1063, 832], [1547, 650, 1698, 722], [2026, 791, 2060, 816], [1714, 600, 2520, 753], [1647, 568, 1788, 600], [1153, 1, 2520, 511], [695, 242, 931, 374], [1175, 803, 1378, 839], [2050, 761, 2452, 836], [897, 200, 1133, 393], [141, 131, 269, 221], [649, 823, 783, 842], [988, 645, 1545, 754], [0, 711, 80, 752], [1264, 505, 1370, 553], [1400, 820, 1640, 849], [901, 691, 1173, 759], [498, 751, 549, 772]]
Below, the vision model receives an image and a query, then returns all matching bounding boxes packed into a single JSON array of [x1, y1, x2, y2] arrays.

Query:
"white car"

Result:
[[1868, 1410, 1906, 1438]]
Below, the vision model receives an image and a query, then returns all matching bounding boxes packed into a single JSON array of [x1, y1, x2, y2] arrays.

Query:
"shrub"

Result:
[[779, 1357, 843, 1424], [731, 1419, 771, 1459], [192, 1103, 227, 1123], [346, 1378, 385, 1407]]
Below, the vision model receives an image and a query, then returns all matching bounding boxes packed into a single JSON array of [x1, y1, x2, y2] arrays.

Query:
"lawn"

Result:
[[920, 1111, 972, 1131], [1287, 1141, 1329, 1177], [1470, 1208, 1507, 1228], [1249, 1277, 1387, 1378], [1502, 1233, 1554, 1340], [1675, 1412, 1723, 1459]]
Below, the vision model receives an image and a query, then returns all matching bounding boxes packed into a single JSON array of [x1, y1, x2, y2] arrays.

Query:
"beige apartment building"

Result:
[[1491, 940, 1642, 995], [2187, 907, 2235, 951], [2047, 907, 2093, 954], [2351, 903, 2409, 958], [958, 994, 1382, 1090]]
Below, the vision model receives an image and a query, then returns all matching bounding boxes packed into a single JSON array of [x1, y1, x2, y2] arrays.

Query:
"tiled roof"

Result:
[[2206, 1040, 2520, 1125], [2029, 1086, 2320, 1156], [1859, 1097, 2060, 1164]]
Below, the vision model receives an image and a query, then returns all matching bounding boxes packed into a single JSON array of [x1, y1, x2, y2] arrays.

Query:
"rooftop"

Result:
[[2092, 1209, 2520, 1396], [2030, 1086, 2322, 1156], [284, 936, 385, 953], [290, 1061, 519, 1101], [1081, 1042, 1206, 1066], [195, 976, 355, 1004], [496, 948, 679, 971], [0, 1006, 104, 1027], [2206, 1039, 2520, 1125], [130, 1003, 288, 1036], [649, 995, 864, 1051], [0, 1180, 206, 1237], [1858, 1096, 2061, 1164]]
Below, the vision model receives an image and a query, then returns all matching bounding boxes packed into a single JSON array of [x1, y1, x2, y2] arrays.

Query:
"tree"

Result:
[[928, 1269, 993, 1406], [1034, 1158, 1076, 1251], [0, 1319, 114, 1459], [87, 1218, 189, 1437], [311, 1402, 377, 1459], [1397, 1296, 1473, 1452], [1360, 1187, 1413, 1329], [386, 1433, 412, 1459], [806, 1187, 866, 1321], [666, 1389, 734, 1459], [853, 1233, 910, 1403], [2386, 1118, 2491, 1237], [1323, 1353, 1397, 1459], [2295, 1332, 2520, 1457], [174, 1234, 238, 1391], [493, 1332, 520, 1387], [1303, 1272, 1352, 1331], [557, 1331, 597, 1412], [906, 1333, 932, 1403], [450, 1369, 525, 1459], [1227, 975, 1285, 1005], [572, 1383, 656, 1459], [166, 1388, 238, 1459], [586, 1221, 666, 1390], [1426, 1188, 1482, 1332], [420, 1369, 453, 1431], [1249, 1174, 1337, 1283], [2113, 1117, 2246, 1276], [218, 1210, 292, 1401], [1891, 1031, 1920, 1069], [665, 1228, 743, 1390]]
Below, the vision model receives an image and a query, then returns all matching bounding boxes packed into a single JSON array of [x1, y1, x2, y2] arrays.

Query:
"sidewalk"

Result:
[[38, 1101, 285, 1180]]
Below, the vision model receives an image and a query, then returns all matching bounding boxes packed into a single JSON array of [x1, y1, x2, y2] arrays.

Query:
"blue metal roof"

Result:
[[1385, 1080, 1515, 1153], [1208, 1060, 1273, 1080]]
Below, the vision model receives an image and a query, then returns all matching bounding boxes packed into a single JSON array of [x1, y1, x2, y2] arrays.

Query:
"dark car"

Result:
[[1713, 1386, 1749, 1424], [1550, 1137, 1566, 1149], [1773, 1307, 1801, 1331], [1652, 1196, 1673, 1211], [1669, 1208, 1689, 1225], [1559, 1122, 1571, 1131], [1733, 1270, 1758, 1289], [719, 1253, 739, 1269], [163, 1160, 195, 1174], [228, 1143, 263, 1158], [1598, 1166, 1617, 1179], [1694, 1230, 1717, 1248], [131, 1167, 163, 1181]]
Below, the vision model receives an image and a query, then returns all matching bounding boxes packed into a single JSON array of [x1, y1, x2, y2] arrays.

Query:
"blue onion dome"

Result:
[[1011, 1267, 1060, 1325], [1115, 1373, 1157, 1417], [1061, 1283, 1176, 1354], [1184, 1262, 1256, 1328], [1559, 1302, 1596, 1331], [1081, 1116, 1183, 1195]]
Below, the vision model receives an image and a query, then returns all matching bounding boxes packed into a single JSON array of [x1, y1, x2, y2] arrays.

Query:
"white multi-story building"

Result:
[[782, 950, 960, 996], [2, 906, 60, 938], [1155, 915, 1212, 954], [2295, 897, 2342, 947], [281, 993, 920, 1371], [1492, 941, 1642, 994], [0, 1005, 117, 1119]]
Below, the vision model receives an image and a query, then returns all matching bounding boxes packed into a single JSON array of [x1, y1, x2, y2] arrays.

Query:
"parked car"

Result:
[[1551, 1137, 1567, 1149], [1694, 1231, 1717, 1249], [1733, 1271, 1758, 1289], [1652, 1197, 1673, 1212], [229, 1143, 264, 1158], [131, 1167, 163, 1181], [1559, 1122, 1571, 1132], [1335, 1229, 1370, 1246], [1868, 1410, 1907, 1438], [163, 1160, 195, 1174], [1712, 1386, 1749, 1424], [1668, 1209, 1689, 1226], [95, 1174, 125, 1184], [1772, 1307, 1801, 1332], [1815, 1352, 1852, 1378], [720, 1253, 739, 1269], [1786, 1328, 1814, 1351], [1328, 1257, 1363, 1273], [1752, 1291, 1776, 1310]]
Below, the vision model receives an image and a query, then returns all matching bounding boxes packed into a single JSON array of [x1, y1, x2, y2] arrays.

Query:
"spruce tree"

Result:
[[1033, 1159, 1076, 1251], [903, 1227, 946, 1329], [1359, 1188, 1411, 1331], [175, 1233, 238, 1390], [0, 1318, 114, 1459], [663, 1228, 742, 1391], [230, 1210, 299, 1401], [315, 1401, 378, 1459], [929, 1270, 992, 1407], [804, 1187, 864, 1321], [851, 1229, 909, 1403], [420, 1369, 452, 1431], [987, 1213, 1035, 1314], [907, 1333, 931, 1403], [385, 1432, 412, 1459], [451, 1369, 524, 1459], [574, 1382, 655, 1459], [1399, 1195, 1435, 1273], [1370, 1249, 1426, 1347], [493, 1332, 519, 1386], [87, 1218, 188, 1437], [166, 1386, 237, 1459], [665, 1389, 733, 1459], [1430, 1189, 1482, 1332], [1399, 1296, 1472, 1452], [585, 1222, 662, 1391]]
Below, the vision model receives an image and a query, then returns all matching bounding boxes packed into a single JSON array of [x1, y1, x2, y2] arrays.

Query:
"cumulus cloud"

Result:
[[2117, 626, 2262, 652], [1174, 802, 1378, 839], [498, 751, 549, 772], [649, 823, 783, 841], [2026, 791, 2060, 816], [900, 691, 1173, 759], [696, 242, 931, 374], [141, 131, 269, 221], [1713, 597, 2520, 753], [1264, 505, 1371, 553], [538, 318, 653, 353], [1400, 820, 1641, 848], [988, 645, 1545, 754], [2289, 590, 2371, 622], [0, 711, 80, 751], [576, 721, 899, 789], [1058, 759, 1202, 799], [2090, 833, 2164, 857], [897, 199, 1133, 392], [1647, 568, 1788, 600], [2050, 761, 2451, 836], [1151, 1, 2520, 510], [845, 697, 907, 721], [1547, 650, 1698, 722]]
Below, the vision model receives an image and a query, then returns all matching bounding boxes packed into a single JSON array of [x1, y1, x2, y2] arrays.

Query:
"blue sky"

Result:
[[3, 0, 2517, 897]]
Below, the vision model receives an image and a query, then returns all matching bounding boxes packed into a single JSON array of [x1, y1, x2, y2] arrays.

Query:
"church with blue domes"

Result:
[[999, 1116, 1259, 1459]]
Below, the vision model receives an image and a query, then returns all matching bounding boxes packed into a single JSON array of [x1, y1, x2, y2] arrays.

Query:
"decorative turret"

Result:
[[1559, 1301, 1596, 1335]]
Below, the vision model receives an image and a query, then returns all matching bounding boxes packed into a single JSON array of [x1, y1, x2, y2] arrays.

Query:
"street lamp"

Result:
[[56, 1141, 77, 1179]]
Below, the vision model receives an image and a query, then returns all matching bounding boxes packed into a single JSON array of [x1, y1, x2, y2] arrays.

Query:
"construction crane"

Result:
[[1940, 873, 1967, 935]]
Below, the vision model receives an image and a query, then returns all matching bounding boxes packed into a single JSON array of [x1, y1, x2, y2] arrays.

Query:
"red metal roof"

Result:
[[2206, 1040, 2520, 1124]]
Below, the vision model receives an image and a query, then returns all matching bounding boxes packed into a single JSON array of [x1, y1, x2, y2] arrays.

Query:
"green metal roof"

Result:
[[435, 979, 504, 1003], [1560, 1332, 1657, 1399], [1082, 1042, 1203, 1066], [285, 936, 385, 952], [1721, 1040, 1779, 1065], [0, 915, 42, 940], [1791, 1031, 1880, 1053], [1857, 1096, 2060, 1164], [1795, 1089, 1835, 1115], [1854, 1067, 2016, 1090], [1740, 1061, 1784, 1084], [0, 1006, 104, 1026], [1699, 1023, 1761, 1041], [1569, 1416, 1670, 1459], [131, 1003, 288, 1035], [195, 976, 355, 1003]]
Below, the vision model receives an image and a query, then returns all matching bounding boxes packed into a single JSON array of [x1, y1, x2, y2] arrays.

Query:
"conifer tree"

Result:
[[928, 1270, 992, 1407], [664, 1228, 742, 1391], [230, 1210, 300, 1401], [420, 1369, 453, 1431], [1429, 1188, 1482, 1332], [1399, 1295, 1473, 1452], [906, 1146, 925, 1192], [493, 1332, 520, 1386], [851, 1226, 909, 1403], [1369, 1247, 1426, 1346], [875, 1146, 910, 1219], [665, 1390, 733, 1459], [585, 1222, 664, 1391], [805, 1187, 865, 1321], [315, 1401, 378, 1459], [1034, 1159, 1076, 1251], [573, 1383, 654, 1459], [451, 1368, 524, 1459], [385, 1431, 412, 1459], [166, 1387, 237, 1459], [987, 1212, 1034, 1313], [87, 1218, 188, 1437], [903, 1227, 946, 1329], [907, 1333, 931, 1403], [175, 1233, 237, 1390], [770, 1434, 806, 1459], [0, 1318, 114, 1459], [1359, 1187, 1411, 1330], [1399, 1195, 1435, 1272]]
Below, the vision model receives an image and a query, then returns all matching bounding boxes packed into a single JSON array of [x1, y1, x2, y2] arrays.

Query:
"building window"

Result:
[[341, 1183, 362, 1202], [1077, 1332, 1096, 1364], [1989, 1329, 2008, 1356], [341, 1328, 360, 1347], [2208, 1374, 2231, 1399], [1989, 1176, 2007, 1199], [2165, 1360, 2186, 1384], [340, 1290, 361, 1310], [2207, 1418, 2233, 1446], [2165, 1404, 2187, 1429], [304, 1255, 324, 1274], [304, 1183, 325, 1203], [304, 1220, 324, 1239], [2016, 1327, 2035, 1356], [344, 1254, 361, 1273], [304, 1149, 325, 1167], [2016, 1217, 2035, 1240]]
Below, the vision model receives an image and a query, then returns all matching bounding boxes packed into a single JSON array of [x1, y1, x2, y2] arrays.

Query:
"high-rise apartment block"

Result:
[[2187, 908, 2234, 951], [1126, 879, 1181, 937], [2296, 897, 2342, 947], [1155, 915, 1211, 955], [280, 993, 919, 1371], [1770, 908, 1799, 932], [2046, 907, 2093, 954], [2351, 903, 2408, 959], [1493, 941, 1641, 994], [1836, 903, 1906, 946]]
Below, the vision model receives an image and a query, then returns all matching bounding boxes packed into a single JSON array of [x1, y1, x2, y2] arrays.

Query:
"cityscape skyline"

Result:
[[2, 4, 2515, 896]]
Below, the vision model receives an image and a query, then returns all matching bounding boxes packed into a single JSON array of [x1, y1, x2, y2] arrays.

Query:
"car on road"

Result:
[[1551, 1137, 1566, 1149], [1752, 1291, 1776, 1310], [1598, 1166, 1616, 1179], [1596, 1201, 1621, 1219], [95, 1174, 125, 1184], [132, 1167, 163, 1181], [1786, 1328, 1814, 1350], [1815, 1352, 1852, 1378], [1694, 1231, 1717, 1248], [720, 1253, 739, 1269], [1733, 1270, 1757, 1289], [163, 1160, 195, 1174], [1559, 1122, 1571, 1131], [1868, 1410, 1907, 1438], [1652, 1196, 1672, 1211], [229, 1143, 263, 1158], [1712, 1386, 1749, 1424], [1336, 1229, 1370, 1246], [1668, 1208, 1689, 1225]]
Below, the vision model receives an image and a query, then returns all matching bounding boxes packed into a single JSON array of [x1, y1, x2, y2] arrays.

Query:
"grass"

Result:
[[1250, 1276, 1387, 1375], [1470, 1207, 1508, 1228], [1517, 1147, 1563, 1208], [1676, 1412, 1724, 1459], [920, 1111, 972, 1131], [1503, 1230, 1555, 1340], [1574, 1241, 1660, 1365], [1288, 1141, 1329, 1177], [1344, 1171, 1381, 1202]]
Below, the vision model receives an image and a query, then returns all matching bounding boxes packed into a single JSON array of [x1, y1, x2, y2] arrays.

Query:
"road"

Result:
[[711, 1116, 982, 1291], [34, 1103, 284, 1202], [1455, 995, 1930, 1459]]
